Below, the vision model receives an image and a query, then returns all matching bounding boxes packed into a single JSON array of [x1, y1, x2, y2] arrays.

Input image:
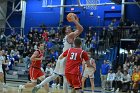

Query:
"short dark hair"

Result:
[[74, 38, 81, 47], [62, 26, 67, 35], [37, 42, 43, 47], [62, 25, 71, 35]]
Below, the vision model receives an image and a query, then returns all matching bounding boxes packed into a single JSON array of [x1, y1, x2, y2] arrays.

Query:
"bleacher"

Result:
[[6, 63, 28, 82]]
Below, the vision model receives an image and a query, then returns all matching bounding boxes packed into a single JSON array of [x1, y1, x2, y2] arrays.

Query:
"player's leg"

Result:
[[90, 78, 95, 93], [89, 72, 95, 93], [63, 76, 69, 93], [37, 73, 58, 88], [82, 71, 88, 92], [71, 88, 76, 93], [0, 72, 4, 91], [59, 58, 68, 93], [18, 67, 38, 93], [0, 72, 4, 83], [32, 59, 61, 93], [35, 59, 61, 88], [72, 74, 82, 93], [38, 76, 49, 92], [18, 79, 37, 93], [82, 77, 86, 92]]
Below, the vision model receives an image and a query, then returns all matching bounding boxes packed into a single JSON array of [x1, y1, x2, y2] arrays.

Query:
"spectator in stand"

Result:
[[92, 32, 98, 55], [134, 55, 140, 66], [23, 52, 30, 71], [45, 64, 53, 77], [27, 32, 33, 44], [112, 68, 123, 92], [17, 43, 24, 56], [34, 42, 38, 51], [132, 67, 140, 93], [50, 50, 58, 62], [49, 27, 55, 38], [106, 69, 115, 90], [13, 49, 20, 63], [11, 29, 17, 38], [0, 32, 6, 49], [100, 60, 110, 89], [121, 70, 131, 92], [23, 35, 28, 44], [85, 41, 92, 52], [54, 33, 61, 43], [42, 30, 49, 42], [7, 54, 15, 70], [46, 39, 54, 50]]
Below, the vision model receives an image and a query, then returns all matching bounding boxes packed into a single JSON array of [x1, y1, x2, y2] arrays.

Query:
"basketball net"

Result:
[[42, 0, 53, 7], [86, 0, 100, 10]]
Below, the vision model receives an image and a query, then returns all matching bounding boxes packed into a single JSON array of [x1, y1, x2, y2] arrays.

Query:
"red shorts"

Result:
[[65, 73, 82, 89], [29, 67, 44, 80]]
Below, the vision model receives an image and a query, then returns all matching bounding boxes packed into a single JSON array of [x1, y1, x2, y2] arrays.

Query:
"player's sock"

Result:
[[18, 85, 25, 93], [19, 85, 25, 89]]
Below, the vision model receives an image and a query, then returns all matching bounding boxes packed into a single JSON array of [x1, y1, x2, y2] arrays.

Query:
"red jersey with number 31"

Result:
[[63, 48, 89, 75]]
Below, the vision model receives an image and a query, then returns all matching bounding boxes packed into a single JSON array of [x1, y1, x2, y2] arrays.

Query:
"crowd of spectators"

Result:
[[100, 41, 140, 92], [83, 19, 140, 58]]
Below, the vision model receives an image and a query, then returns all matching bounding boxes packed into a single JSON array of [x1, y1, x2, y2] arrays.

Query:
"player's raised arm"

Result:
[[68, 14, 83, 38]]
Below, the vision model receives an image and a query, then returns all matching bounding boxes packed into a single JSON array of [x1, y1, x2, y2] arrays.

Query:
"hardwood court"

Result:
[[0, 86, 95, 93]]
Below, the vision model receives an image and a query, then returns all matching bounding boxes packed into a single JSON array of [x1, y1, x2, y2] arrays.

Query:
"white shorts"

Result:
[[53, 58, 66, 75], [83, 69, 94, 78]]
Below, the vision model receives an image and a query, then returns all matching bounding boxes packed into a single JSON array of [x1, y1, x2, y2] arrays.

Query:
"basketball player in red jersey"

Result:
[[59, 38, 94, 93], [18, 43, 49, 93]]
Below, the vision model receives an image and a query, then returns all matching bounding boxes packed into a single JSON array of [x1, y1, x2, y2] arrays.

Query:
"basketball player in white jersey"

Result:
[[0, 50, 5, 92], [82, 52, 96, 93], [32, 14, 83, 93]]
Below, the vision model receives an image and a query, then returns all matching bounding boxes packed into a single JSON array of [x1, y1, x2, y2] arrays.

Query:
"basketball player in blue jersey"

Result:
[[32, 14, 83, 93]]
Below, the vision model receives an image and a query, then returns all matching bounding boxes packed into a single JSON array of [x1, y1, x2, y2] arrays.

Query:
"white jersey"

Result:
[[63, 35, 72, 52], [85, 58, 96, 71], [0, 56, 4, 73], [83, 58, 96, 78], [54, 35, 73, 75]]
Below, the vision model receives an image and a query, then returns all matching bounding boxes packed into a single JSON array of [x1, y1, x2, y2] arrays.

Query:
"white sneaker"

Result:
[[111, 88, 114, 92], [115, 88, 119, 93], [57, 84, 60, 89], [18, 85, 23, 93]]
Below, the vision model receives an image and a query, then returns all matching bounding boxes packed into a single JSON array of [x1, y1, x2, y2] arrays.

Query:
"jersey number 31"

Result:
[[70, 52, 77, 60]]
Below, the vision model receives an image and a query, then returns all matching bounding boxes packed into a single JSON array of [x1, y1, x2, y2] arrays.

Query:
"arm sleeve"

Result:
[[82, 51, 89, 61]]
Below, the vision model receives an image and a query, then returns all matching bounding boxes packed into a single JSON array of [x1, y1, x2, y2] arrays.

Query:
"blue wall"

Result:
[[24, 0, 121, 35], [64, 0, 121, 26], [24, 0, 61, 35], [6, 0, 140, 35], [125, 0, 140, 25]]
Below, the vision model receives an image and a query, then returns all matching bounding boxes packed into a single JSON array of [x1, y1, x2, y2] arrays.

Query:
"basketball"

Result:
[[66, 13, 79, 22]]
